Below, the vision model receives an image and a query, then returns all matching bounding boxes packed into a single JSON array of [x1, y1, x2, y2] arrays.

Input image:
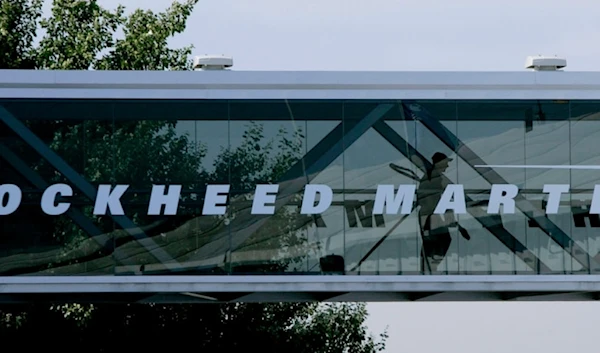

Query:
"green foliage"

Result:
[[45, 119, 206, 245], [95, 0, 198, 70], [211, 122, 305, 188], [1, 302, 386, 352], [292, 303, 389, 353], [37, 0, 124, 69], [0, 1, 388, 352], [0, 0, 43, 68], [211, 122, 319, 271], [1, 0, 197, 70]]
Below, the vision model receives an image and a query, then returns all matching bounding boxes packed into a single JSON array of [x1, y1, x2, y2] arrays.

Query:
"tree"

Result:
[[0, 0, 42, 69], [0, 1, 388, 351]]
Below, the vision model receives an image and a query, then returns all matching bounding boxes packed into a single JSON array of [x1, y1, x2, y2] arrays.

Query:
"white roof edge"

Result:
[[1, 69, 600, 100]]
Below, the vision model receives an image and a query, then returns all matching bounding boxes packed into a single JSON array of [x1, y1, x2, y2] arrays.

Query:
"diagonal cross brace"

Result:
[[0, 143, 133, 266], [404, 101, 594, 272], [373, 121, 549, 273], [0, 143, 105, 239], [279, 104, 396, 183], [0, 106, 180, 271], [230, 103, 396, 252], [183, 104, 396, 268]]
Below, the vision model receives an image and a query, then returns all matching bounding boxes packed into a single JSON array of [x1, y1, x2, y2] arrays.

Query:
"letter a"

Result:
[[434, 185, 466, 214]]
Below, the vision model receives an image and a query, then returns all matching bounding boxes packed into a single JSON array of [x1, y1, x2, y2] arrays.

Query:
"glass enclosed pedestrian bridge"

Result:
[[2, 69, 600, 303]]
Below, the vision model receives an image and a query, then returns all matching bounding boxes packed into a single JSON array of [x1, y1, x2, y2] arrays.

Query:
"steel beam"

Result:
[[403, 101, 594, 272], [0, 106, 179, 270], [372, 120, 549, 273], [279, 104, 395, 183], [0, 143, 137, 268], [217, 104, 396, 259], [2, 274, 600, 295]]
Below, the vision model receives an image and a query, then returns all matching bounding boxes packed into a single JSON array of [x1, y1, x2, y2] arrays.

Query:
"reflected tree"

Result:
[[0, 1, 387, 351], [212, 121, 320, 272]]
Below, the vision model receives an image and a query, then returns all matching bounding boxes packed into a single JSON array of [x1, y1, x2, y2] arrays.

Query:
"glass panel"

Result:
[[5, 98, 600, 277], [524, 109, 573, 274], [0, 101, 115, 276], [170, 119, 230, 275], [111, 102, 225, 275], [387, 120, 420, 274], [457, 102, 528, 274], [343, 127, 417, 275], [571, 101, 600, 273], [228, 100, 330, 274], [342, 102, 414, 275], [307, 120, 344, 274], [456, 101, 576, 274], [411, 102, 459, 274]]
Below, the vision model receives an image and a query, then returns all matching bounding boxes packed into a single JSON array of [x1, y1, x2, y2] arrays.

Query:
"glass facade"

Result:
[[1, 98, 600, 276]]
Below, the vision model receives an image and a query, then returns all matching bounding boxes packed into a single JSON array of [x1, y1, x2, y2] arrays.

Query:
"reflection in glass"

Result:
[[571, 102, 600, 273], [457, 107, 526, 274], [414, 118, 460, 274], [228, 115, 309, 273], [524, 120, 572, 274], [0, 115, 115, 276], [343, 127, 418, 275], [4, 99, 600, 277], [109, 117, 205, 274]]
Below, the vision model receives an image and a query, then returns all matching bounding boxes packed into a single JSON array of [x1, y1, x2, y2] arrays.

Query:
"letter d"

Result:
[[301, 185, 332, 214]]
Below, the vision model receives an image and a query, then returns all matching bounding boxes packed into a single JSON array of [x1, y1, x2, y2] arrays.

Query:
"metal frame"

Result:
[[0, 106, 180, 270], [2, 70, 600, 100], [370, 120, 549, 273], [404, 101, 595, 271], [2, 69, 600, 301], [233, 104, 395, 251], [1, 275, 600, 303], [174, 104, 396, 269]]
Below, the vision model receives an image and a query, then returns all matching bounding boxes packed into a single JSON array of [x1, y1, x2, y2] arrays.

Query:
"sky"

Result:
[[44, 0, 600, 351]]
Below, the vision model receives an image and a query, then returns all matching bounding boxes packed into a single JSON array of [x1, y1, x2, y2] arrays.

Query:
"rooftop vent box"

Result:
[[525, 55, 566, 71], [193, 55, 233, 70]]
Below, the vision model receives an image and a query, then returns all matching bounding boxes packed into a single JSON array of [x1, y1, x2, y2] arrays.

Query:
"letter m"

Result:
[[373, 185, 416, 215]]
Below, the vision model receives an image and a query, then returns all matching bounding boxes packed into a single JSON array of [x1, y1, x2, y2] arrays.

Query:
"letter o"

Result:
[[0, 184, 22, 216]]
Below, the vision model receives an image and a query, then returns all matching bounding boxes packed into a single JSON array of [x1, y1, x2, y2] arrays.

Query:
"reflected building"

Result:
[[2, 69, 600, 302]]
